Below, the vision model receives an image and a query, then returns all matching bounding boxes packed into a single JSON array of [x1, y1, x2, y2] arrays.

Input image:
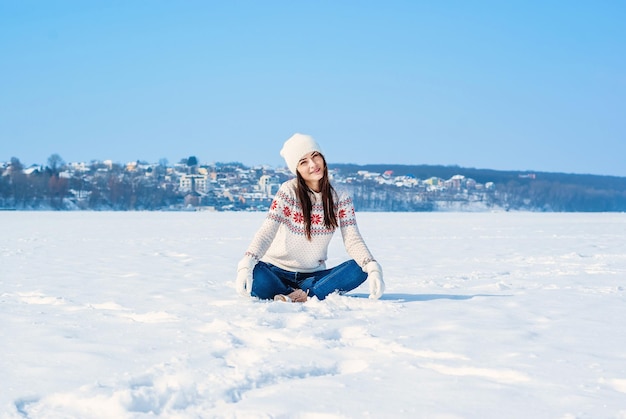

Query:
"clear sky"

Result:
[[1, 1, 624, 176]]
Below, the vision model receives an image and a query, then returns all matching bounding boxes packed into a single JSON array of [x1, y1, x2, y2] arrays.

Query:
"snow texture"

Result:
[[1, 211, 626, 418]]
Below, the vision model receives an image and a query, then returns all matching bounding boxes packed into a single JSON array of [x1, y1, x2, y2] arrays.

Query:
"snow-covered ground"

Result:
[[1, 211, 625, 418]]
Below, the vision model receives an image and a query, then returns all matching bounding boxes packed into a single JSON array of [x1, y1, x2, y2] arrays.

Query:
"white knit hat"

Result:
[[280, 133, 323, 175]]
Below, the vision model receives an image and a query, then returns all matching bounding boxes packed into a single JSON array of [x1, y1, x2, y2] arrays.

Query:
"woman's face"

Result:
[[297, 151, 325, 188]]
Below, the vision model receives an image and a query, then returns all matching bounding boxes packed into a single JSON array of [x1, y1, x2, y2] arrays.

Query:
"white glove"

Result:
[[236, 256, 256, 297], [364, 261, 385, 300]]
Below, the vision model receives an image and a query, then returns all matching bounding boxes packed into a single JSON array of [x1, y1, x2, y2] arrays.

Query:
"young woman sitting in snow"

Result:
[[235, 133, 384, 302]]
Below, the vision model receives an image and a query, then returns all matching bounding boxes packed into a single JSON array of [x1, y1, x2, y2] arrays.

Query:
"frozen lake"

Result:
[[2, 211, 625, 418]]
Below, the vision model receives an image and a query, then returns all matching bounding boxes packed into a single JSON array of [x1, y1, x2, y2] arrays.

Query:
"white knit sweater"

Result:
[[245, 178, 375, 272]]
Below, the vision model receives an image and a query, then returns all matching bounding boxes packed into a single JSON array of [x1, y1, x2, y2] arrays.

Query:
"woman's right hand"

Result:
[[235, 256, 256, 297]]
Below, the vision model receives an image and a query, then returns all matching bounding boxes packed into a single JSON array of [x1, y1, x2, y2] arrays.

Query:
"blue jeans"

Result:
[[251, 260, 367, 301]]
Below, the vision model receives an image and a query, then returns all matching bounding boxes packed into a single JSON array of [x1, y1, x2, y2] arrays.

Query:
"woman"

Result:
[[235, 133, 384, 302]]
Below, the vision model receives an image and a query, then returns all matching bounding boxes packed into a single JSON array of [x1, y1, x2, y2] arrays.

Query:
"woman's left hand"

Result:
[[364, 261, 385, 299]]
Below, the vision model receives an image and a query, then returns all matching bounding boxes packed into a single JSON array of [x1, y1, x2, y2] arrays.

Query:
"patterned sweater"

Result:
[[245, 178, 375, 273]]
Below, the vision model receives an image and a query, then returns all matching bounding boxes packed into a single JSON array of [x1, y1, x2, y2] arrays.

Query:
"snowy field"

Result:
[[1, 211, 625, 419]]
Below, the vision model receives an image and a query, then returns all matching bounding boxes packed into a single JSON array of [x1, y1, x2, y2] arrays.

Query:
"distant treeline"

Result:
[[330, 164, 626, 212], [0, 157, 179, 210], [1, 157, 625, 212]]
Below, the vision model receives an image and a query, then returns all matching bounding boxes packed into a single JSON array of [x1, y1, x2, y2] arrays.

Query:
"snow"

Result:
[[1, 211, 626, 418]]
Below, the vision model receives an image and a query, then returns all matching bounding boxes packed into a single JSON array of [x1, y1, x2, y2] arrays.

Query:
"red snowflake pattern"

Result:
[[338, 208, 347, 218], [271, 200, 278, 210], [283, 206, 291, 217], [311, 214, 322, 225], [293, 212, 304, 224]]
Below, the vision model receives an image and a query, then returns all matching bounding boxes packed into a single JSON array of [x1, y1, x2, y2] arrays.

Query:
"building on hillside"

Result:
[[258, 174, 281, 196], [179, 174, 210, 193]]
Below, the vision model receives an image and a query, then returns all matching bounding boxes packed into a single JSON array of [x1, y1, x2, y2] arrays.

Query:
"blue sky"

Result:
[[1, 1, 624, 176]]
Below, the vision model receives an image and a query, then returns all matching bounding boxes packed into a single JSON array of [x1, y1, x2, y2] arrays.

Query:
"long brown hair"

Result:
[[296, 154, 338, 240]]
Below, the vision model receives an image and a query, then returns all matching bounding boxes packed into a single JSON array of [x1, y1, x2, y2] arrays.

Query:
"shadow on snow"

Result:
[[347, 293, 512, 302]]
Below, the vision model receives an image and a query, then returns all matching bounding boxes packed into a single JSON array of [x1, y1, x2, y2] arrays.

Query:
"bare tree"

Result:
[[47, 154, 65, 174], [9, 157, 27, 207]]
